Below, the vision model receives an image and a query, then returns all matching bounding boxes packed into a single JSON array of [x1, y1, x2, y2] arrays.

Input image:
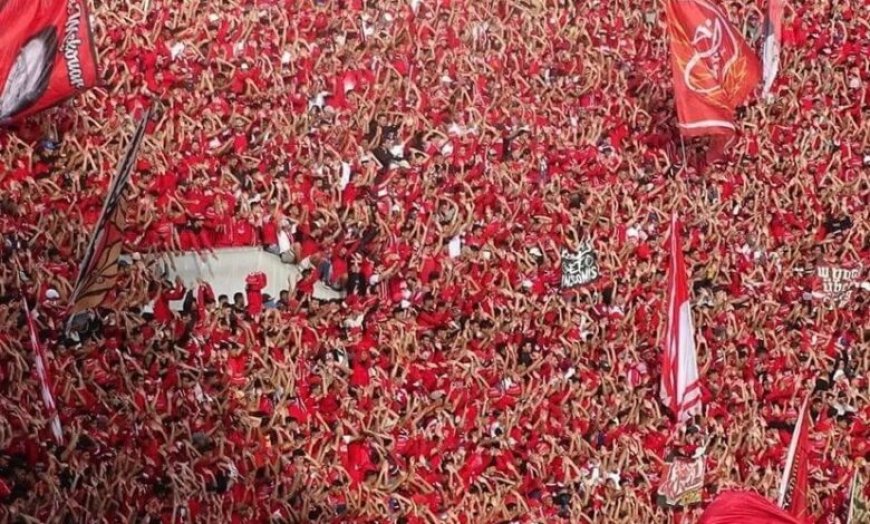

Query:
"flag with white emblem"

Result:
[[663, 0, 762, 136], [0, 0, 99, 125]]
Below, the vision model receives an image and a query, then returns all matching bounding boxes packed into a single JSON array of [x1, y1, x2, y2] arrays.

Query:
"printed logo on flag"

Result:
[[664, 0, 762, 136], [667, 0, 754, 110], [683, 12, 740, 97], [0, 0, 99, 124], [816, 266, 860, 307], [657, 454, 705, 508], [561, 244, 600, 288], [62, 0, 87, 89]]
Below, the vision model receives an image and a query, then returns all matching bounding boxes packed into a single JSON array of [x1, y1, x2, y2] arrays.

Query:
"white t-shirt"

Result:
[[278, 230, 292, 253]]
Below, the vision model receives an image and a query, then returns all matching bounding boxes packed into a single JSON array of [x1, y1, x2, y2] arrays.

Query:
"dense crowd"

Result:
[[1, 0, 868, 522]]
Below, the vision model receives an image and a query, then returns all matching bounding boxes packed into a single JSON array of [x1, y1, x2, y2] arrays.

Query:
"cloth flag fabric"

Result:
[[777, 396, 811, 519], [0, 0, 99, 124], [664, 0, 762, 136], [657, 453, 705, 508], [561, 244, 600, 288], [699, 491, 801, 524], [69, 109, 150, 317], [761, 0, 785, 98], [661, 213, 702, 423], [22, 299, 63, 445]]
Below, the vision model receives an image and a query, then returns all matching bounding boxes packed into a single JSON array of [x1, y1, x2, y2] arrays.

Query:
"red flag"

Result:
[[22, 299, 63, 446], [778, 396, 811, 519], [700, 491, 801, 523], [69, 109, 150, 319], [664, 0, 762, 136], [0, 0, 99, 125], [661, 213, 702, 423]]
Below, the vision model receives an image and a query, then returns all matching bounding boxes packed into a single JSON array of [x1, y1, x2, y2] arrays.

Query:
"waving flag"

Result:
[[664, 0, 762, 136], [22, 299, 63, 445], [778, 396, 811, 520], [69, 109, 150, 318], [661, 213, 702, 423], [0, 0, 99, 125], [761, 0, 785, 98], [700, 491, 801, 524]]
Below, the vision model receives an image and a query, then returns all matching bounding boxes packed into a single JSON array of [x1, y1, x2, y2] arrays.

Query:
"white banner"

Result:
[[817, 266, 861, 307], [561, 244, 599, 288]]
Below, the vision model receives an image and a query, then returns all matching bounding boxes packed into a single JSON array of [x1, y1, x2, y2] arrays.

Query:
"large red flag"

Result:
[[661, 213, 702, 423], [700, 491, 802, 524], [664, 0, 762, 136], [0, 0, 99, 125], [778, 396, 811, 520]]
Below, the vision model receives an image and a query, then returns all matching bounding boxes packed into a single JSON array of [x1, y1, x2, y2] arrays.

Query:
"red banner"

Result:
[[778, 397, 811, 520], [69, 109, 151, 319], [0, 0, 99, 125], [664, 0, 762, 137], [700, 491, 802, 524]]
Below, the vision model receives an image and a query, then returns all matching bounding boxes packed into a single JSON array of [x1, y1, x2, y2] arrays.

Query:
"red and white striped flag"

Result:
[[778, 395, 811, 519], [22, 299, 63, 445], [661, 213, 702, 423]]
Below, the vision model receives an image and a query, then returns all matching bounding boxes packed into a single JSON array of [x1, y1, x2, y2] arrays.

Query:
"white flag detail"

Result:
[[761, 0, 785, 98], [661, 213, 702, 423]]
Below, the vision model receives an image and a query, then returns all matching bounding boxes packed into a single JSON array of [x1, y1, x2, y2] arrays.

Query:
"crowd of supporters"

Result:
[[0, 0, 867, 522]]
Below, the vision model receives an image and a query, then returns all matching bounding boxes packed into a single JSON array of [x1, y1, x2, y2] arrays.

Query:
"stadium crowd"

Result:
[[0, 0, 868, 522]]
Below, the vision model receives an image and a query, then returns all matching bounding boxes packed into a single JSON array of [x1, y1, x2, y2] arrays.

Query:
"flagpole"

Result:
[[847, 470, 858, 524], [777, 394, 811, 510], [679, 135, 688, 172], [22, 298, 64, 445]]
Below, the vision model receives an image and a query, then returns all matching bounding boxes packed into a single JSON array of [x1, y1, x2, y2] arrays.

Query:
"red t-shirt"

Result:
[[261, 220, 278, 245], [154, 283, 185, 323], [330, 255, 348, 281], [233, 219, 256, 246], [246, 272, 267, 315]]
